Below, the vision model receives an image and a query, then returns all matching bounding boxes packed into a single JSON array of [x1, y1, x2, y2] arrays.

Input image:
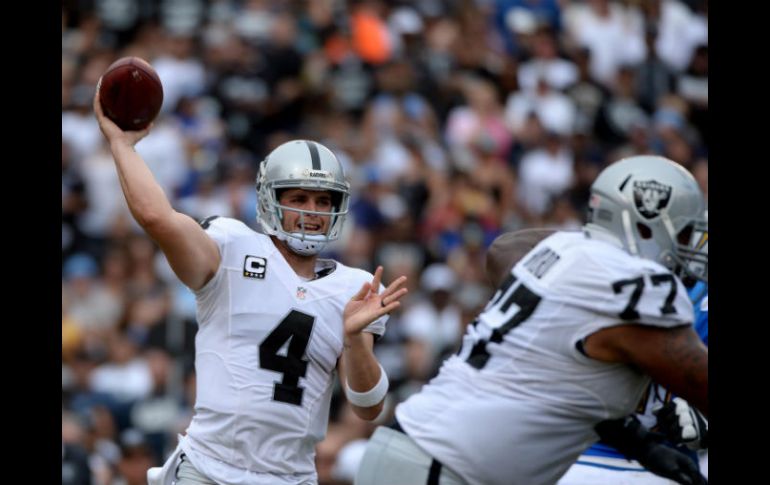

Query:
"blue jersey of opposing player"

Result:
[[689, 281, 707, 346], [580, 282, 708, 463]]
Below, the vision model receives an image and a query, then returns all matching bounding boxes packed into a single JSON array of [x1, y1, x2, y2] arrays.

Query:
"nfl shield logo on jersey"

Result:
[[296, 287, 307, 299], [633, 180, 672, 219]]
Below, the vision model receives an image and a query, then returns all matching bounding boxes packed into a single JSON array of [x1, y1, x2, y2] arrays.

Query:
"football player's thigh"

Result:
[[176, 458, 218, 485], [356, 428, 435, 485]]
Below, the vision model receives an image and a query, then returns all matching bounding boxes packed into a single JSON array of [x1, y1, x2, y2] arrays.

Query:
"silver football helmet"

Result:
[[256, 140, 351, 256], [584, 155, 708, 282]]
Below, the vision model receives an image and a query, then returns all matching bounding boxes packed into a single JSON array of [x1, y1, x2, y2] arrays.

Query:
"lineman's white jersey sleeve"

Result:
[[181, 216, 387, 485], [396, 231, 693, 485]]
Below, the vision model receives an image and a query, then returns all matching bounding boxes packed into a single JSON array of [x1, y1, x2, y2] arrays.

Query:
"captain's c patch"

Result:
[[244, 255, 267, 279]]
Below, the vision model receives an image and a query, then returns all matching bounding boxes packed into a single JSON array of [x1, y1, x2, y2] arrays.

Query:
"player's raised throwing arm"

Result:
[[93, 90, 220, 291]]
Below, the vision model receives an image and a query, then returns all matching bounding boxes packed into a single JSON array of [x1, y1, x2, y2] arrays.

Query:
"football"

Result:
[[98, 56, 164, 131]]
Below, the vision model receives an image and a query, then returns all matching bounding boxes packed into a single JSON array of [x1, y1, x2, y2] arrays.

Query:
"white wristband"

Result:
[[345, 364, 389, 408]]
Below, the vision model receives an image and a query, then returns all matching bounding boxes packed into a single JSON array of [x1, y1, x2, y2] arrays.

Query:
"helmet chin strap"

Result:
[[277, 232, 327, 256]]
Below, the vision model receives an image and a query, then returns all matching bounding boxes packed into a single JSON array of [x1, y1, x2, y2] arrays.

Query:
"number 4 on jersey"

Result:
[[259, 310, 315, 406]]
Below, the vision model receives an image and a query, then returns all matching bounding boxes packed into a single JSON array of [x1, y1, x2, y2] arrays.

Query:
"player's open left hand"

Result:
[[343, 266, 407, 336]]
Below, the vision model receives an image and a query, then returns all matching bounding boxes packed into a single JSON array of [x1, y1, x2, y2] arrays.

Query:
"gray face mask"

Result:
[[275, 206, 331, 256]]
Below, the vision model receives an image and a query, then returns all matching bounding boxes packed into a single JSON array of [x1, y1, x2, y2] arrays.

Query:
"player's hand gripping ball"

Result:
[[98, 57, 163, 131]]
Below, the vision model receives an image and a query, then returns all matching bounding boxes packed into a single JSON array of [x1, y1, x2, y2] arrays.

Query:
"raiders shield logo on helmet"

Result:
[[633, 180, 672, 219]]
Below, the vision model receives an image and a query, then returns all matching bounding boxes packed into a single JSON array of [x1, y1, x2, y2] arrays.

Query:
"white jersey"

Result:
[[181, 217, 387, 485], [396, 231, 693, 485]]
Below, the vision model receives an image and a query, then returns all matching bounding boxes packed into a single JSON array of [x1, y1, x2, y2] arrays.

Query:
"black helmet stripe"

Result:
[[305, 141, 321, 170], [618, 174, 632, 192]]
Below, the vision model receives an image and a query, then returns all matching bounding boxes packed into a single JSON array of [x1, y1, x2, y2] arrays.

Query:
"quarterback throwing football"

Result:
[[94, 91, 407, 485]]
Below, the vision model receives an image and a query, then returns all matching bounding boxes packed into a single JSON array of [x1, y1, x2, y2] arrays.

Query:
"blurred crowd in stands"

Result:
[[62, 1, 707, 483]]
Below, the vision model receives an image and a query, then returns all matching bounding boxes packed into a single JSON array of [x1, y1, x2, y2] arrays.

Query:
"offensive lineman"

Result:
[[355, 155, 708, 485], [488, 229, 708, 485]]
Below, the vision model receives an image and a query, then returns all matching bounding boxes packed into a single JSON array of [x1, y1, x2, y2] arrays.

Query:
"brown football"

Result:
[[98, 57, 164, 131]]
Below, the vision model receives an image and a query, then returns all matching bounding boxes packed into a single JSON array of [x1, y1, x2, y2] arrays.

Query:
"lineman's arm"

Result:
[[94, 90, 219, 290], [584, 324, 708, 417]]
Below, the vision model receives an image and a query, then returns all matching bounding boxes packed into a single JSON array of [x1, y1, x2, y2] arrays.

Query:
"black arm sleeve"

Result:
[[595, 415, 662, 460]]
